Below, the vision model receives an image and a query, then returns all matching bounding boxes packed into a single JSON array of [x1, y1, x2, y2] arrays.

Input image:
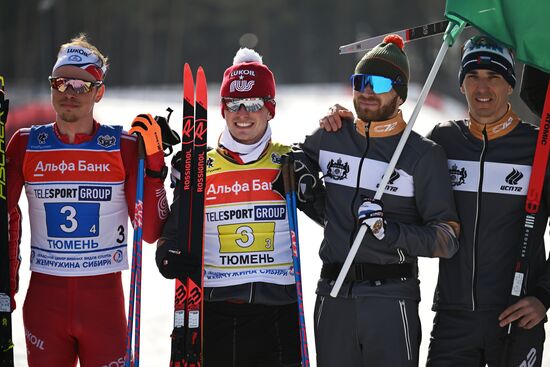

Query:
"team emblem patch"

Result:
[[37, 132, 48, 144], [388, 170, 400, 185], [449, 164, 467, 187], [505, 168, 524, 185], [97, 134, 116, 148], [500, 168, 525, 192], [372, 219, 383, 234], [376, 170, 400, 192], [327, 158, 350, 180]]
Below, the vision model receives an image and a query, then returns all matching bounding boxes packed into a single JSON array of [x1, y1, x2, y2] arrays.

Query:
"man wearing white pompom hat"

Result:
[[157, 48, 324, 366]]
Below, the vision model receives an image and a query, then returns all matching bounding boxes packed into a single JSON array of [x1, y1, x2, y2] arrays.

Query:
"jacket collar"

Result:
[[356, 110, 407, 138], [468, 104, 520, 140]]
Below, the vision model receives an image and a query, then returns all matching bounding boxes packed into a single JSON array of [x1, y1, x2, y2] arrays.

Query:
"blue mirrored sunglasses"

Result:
[[350, 74, 400, 94]]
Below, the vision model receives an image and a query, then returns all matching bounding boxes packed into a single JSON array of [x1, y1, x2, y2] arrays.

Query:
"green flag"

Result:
[[445, 0, 550, 73]]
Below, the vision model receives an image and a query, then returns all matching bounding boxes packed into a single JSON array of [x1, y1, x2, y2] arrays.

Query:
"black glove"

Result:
[[272, 150, 318, 203], [156, 241, 202, 281], [293, 159, 317, 203]]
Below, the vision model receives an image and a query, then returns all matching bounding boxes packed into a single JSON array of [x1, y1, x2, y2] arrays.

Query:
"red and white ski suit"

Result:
[[6, 121, 167, 367]]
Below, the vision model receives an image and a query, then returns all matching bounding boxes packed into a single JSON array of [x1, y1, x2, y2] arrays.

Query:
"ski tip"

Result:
[[196, 66, 206, 84], [184, 64, 195, 104], [196, 68, 207, 107], [196, 66, 205, 80], [184, 64, 194, 78], [184, 63, 194, 82]]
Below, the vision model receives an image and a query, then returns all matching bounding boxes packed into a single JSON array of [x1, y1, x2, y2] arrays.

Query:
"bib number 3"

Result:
[[45, 202, 101, 238], [218, 222, 276, 253], [59, 205, 78, 232]]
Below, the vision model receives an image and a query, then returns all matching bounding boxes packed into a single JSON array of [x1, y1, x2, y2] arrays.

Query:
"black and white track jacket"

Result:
[[428, 107, 550, 311], [301, 111, 460, 300]]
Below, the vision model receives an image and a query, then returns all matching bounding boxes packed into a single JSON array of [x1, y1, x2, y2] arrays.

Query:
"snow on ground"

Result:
[[10, 84, 550, 366]]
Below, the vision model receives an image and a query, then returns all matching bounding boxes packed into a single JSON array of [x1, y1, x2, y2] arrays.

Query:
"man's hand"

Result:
[[156, 240, 202, 281], [293, 159, 318, 203], [272, 151, 318, 203], [358, 197, 386, 240], [319, 104, 354, 132], [498, 296, 546, 329]]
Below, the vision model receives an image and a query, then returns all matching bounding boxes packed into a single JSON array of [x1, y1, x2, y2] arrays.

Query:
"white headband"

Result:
[[52, 45, 106, 80]]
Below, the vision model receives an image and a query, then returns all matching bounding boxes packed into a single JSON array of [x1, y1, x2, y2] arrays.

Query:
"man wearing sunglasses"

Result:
[[156, 48, 323, 367], [300, 35, 460, 366], [6, 34, 168, 367]]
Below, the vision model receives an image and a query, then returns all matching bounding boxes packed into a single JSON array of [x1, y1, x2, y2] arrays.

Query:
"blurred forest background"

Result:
[[0, 0, 538, 121]]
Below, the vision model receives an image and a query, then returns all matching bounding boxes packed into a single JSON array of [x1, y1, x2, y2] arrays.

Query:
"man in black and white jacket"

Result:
[[303, 34, 460, 367], [425, 36, 550, 367]]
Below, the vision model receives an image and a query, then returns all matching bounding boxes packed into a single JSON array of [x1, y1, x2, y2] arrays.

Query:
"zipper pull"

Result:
[[364, 121, 371, 139]]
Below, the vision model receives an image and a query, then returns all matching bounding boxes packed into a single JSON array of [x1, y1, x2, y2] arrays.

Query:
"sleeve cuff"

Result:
[[530, 286, 550, 310], [384, 220, 400, 245], [145, 151, 165, 171]]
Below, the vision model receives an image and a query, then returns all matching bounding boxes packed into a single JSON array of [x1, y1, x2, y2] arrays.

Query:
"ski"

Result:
[[170, 64, 207, 367], [339, 20, 469, 54], [0, 76, 14, 367], [500, 81, 550, 366]]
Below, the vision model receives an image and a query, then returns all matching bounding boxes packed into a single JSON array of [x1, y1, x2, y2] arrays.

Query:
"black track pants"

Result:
[[427, 310, 545, 367], [314, 295, 421, 367], [203, 301, 301, 367]]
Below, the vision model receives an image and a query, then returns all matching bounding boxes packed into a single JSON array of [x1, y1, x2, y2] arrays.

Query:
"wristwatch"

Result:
[[146, 165, 168, 179]]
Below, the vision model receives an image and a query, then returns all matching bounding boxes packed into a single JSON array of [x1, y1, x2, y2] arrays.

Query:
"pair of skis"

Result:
[[0, 77, 14, 367], [170, 64, 207, 367]]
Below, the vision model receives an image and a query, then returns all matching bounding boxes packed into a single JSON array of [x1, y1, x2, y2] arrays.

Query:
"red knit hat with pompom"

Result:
[[220, 48, 276, 118], [354, 34, 410, 101]]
